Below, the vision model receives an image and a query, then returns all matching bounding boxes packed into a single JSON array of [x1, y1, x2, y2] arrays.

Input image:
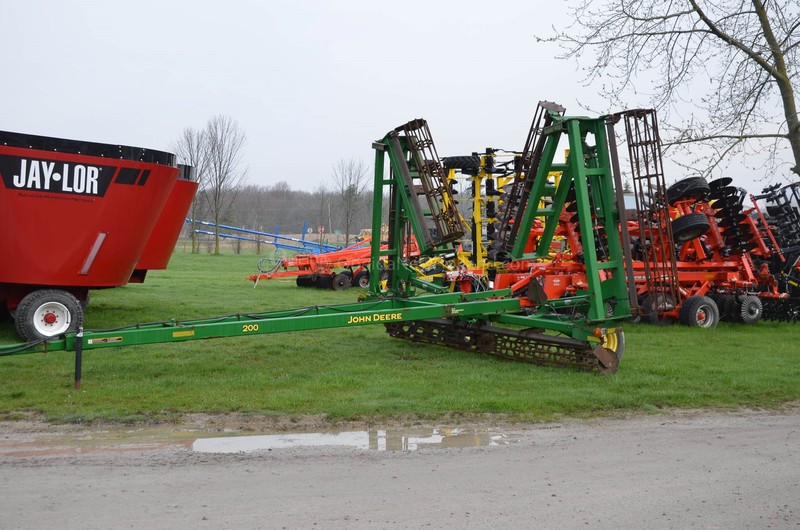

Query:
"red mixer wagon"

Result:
[[0, 130, 197, 341]]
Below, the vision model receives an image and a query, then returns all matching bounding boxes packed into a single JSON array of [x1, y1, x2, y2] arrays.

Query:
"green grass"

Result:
[[1, 248, 799, 424]]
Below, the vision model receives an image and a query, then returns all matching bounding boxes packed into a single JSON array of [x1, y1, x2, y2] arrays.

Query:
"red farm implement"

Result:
[[459, 109, 799, 327], [0, 130, 197, 341], [247, 236, 421, 290]]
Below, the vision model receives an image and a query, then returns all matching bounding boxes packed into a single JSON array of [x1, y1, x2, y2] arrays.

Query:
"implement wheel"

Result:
[[442, 155, 480, 170], [296, 275, 315, 288], [594, 330, 625, 374], [667, 177, 710, 204], [332, 273, 351, 291], [352, 271, 370, 289], [737, 295, 763, 324], [671, 213, 710, 242], [679, 295, 719, 328]]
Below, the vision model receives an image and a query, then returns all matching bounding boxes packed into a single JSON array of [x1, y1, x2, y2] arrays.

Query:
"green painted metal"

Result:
[[0, 290, 520, 356], [369, 120, 464, 299], [507, 113, 631, 325]]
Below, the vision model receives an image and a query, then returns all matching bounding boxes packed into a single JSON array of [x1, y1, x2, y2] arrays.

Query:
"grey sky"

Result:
[[1, 1, 784, 194]]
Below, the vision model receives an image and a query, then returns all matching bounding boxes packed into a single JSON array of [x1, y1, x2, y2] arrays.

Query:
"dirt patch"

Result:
[[2, 401, 798, 440]]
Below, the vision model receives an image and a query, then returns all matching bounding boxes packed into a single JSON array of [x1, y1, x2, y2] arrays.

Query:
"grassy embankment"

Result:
[[1, 247, 798, 424]]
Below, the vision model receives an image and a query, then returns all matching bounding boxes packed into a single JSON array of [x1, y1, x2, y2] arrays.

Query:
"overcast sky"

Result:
[[1, 1, 784, 194]]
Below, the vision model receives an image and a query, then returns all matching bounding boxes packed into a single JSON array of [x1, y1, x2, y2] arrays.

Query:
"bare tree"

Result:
[[332, 158, 371, 244], [542, 0, 800, 182], [171, 127, 209, 253], [312, 182, 331, 248], [204, 115, 248, 255]]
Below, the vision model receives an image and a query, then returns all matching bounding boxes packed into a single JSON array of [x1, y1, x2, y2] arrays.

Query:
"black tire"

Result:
[[718, 294, 738, 322], [314, 275, 334, 289], [14, 289, 82, 342], [641, 293, 676, 324], [738, 295, 763, 324], [331, 273, 351, 291], [79, 292, 91, 310], [667, 177, 710, 204], [352, 271, 370, 289], [442, 155, 480, 170], [671, 213, 711, 242], [679, 295, 719, 328], [296, 275, 315, 288]]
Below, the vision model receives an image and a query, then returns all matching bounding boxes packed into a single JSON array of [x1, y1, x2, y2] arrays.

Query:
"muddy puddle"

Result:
[[0, 425, 519, 457], [193, 427, 518, 453]]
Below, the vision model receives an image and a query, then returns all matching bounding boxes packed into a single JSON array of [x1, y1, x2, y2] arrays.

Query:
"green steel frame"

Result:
[[0, 290, 519, 357], [508, 114, 631, 324]]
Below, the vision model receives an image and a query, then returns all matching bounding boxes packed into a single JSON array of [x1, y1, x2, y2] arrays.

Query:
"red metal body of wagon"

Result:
[[0, 130, 196, 340]]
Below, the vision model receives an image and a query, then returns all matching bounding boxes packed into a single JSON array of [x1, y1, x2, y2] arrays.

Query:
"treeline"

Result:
[[190, 181, 376, 240], [174, 117, 377, 253]]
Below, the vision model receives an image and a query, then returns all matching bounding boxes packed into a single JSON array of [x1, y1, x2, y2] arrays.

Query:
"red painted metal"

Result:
[[135, 177, 199, 273], [0, 145, 179, 288], [0, 131, 195, 312]]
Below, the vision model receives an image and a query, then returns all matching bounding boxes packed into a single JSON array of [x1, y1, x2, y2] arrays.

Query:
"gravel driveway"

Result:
[[1, 405, 798, 529]]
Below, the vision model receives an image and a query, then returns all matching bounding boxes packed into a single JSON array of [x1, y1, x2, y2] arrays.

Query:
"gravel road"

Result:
[[1, 406, 798, 529]]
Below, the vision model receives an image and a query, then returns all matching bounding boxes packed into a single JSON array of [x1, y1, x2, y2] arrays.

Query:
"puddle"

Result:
[[192, 427, 518, 453], [0, 426, 519, 457]]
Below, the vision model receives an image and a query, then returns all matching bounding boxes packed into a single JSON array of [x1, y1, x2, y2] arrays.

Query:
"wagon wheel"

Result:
[[14, 289, 83, 342]]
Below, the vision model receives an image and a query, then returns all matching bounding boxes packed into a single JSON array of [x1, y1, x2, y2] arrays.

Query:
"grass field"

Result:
[[1, 248, 799, 424]]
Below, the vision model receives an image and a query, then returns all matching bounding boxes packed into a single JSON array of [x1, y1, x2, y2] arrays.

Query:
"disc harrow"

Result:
[[384, 319, 620, 373]]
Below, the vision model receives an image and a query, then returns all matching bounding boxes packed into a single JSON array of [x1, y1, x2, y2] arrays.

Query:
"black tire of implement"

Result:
[[331, 273, 351, 291], [296, 275, 312, 288], [314, 275, 334, 289], [442, 156, 480, 170], [667, 177, 710, 204], [15, 289, 82, 342], [720, 294, 740, 322], [717, 294, 735, 322], [671, 213, 711, 242], [353, 271, 370, 289], [640, 293, 676, 324], [678, 295, 720, 328]]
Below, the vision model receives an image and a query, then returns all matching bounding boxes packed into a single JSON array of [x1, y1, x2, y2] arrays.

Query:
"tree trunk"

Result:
[[753, 0, 800, 177]]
